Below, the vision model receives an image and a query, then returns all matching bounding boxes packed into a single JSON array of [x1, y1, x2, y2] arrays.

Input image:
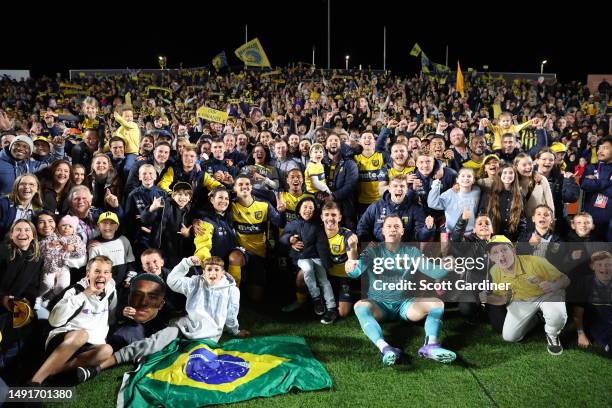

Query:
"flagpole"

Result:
[[312, 46, 315, 66], [383, 26, 386, 72], [445, 45, 448, 67], [327, 0, 331, 69], [245, 25, 248, 69]]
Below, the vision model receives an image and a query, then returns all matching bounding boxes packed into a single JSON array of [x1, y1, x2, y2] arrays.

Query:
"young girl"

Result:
[[52, 96, 106, 151], [479, 164, 527, 241], [280, 197, 337, 324], [428, 167, 480, 234], [71, 164, 86, 185], [304, 143, 331, 196], [38, 215, 86, 304], [514, 152, 555, 219]]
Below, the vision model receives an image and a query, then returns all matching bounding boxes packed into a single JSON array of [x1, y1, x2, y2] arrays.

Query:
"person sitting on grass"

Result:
[[481, 235, 570, 355], [345, 214, 456, 366], [571, 251, 612, 356], [29, 255, 116, 385], [75, 256, 250, 383]]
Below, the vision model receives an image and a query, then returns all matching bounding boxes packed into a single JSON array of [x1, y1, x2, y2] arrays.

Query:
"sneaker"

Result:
[[381, 345, 402, 366], [320, 308, 338, 324], [546, 334, 563, 355], [418, 344, 456, 363], [281, 301, 305, 313], [76, 366, 99, 383], [312, 297, 325, 316]]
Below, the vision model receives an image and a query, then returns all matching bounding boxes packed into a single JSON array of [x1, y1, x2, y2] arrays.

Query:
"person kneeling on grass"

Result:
[[75, 256, 250, 383], [345, 214, 456, 366], [29, 256, 116, 386], [481, 235, 570, 355]]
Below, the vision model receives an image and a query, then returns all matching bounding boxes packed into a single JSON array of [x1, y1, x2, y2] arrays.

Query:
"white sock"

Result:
[[426, 336, 438, 345], [375, 339, 389, 352]]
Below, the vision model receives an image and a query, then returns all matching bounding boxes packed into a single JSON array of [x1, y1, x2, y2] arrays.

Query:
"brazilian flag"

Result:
[[118, 336, 332, 407]]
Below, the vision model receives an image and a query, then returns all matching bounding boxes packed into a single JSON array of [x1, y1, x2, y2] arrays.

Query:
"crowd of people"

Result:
[[0, 65, 610, 386]]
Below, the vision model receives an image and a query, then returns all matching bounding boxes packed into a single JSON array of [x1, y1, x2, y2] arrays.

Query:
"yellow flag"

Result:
[[125, 92, 132, 106], [234, 38, 271, 67], [456, 61, 465, 98], [197, 106, 229, 124], [409, 43, 422, 57]]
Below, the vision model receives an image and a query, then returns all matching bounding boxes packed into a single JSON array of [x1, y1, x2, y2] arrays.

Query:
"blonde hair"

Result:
[[202, 256, 225, 269], [10, 173, 43, 209], [139, 164, 157, 177], [309, 143, 325, 158]]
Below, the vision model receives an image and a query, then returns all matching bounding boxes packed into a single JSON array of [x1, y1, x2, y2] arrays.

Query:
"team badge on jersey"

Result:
[[402, 216, 410, 225], [332, 244, 340, 252], [254, 211, 263, 220], [372, 159, 380, 166]]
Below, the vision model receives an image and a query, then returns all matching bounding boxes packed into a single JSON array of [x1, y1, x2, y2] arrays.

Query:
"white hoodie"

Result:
[[167, 258, 240, 342], [47, 277, 117, 346]]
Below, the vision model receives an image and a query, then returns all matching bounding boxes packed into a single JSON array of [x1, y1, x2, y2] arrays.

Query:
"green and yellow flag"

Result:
[[118, 336, 332, 408], [235, 38, 271, 67], [409, 42, 422, 57], [212, 51, 228, 71]]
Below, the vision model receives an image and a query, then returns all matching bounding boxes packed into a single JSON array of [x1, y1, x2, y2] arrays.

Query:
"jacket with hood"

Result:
[[47, 277, 117, 346], [412, 160, 457, 217], [140, 198, 194, 266], [167, 257, 240, 342], [356, 190, 433, 242], [280, 218, 333, 268], [0, 145, 64, 195]]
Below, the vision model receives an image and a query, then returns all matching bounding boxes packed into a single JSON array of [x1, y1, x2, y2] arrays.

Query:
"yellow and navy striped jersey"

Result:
[[279, 192, 314, 223], [328, 227, 355, 278], [304, 161, 327, 194], [355, 152, 386, 204], [381, 165, 415, 183], [231, 200, 271, 258]]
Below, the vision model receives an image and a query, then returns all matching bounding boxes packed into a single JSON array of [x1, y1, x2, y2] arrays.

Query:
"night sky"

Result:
[[4, 1, 610, 82]]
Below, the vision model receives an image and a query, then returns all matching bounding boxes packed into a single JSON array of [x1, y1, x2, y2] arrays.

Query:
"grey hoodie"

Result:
[[167, 258, 240, 342]]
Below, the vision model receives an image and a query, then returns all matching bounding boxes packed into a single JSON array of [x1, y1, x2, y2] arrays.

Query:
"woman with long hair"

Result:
[[534, 148, 580, 235], [514, 152, 555, 219], [41, 160, 73, 214], [479, 164, 527, 241], [0, 174, 43, 238]]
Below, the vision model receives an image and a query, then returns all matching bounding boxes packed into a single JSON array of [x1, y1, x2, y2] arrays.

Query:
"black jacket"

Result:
[[0, 245, 43, 307], [280, 219, 332, 270]]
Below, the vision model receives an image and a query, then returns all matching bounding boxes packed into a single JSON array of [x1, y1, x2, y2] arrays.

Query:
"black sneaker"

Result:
[[76, 366, 99, 383], [313, 297, 325, 316], [546, 334, 563, 355], [321, 308, 338, 324]]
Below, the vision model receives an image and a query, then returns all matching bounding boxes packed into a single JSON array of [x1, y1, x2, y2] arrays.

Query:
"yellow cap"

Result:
[[550, 142, 567, 153], [482, 154, 500, 165], [97, 211, 120, 225], [33, 136, 50, 144]]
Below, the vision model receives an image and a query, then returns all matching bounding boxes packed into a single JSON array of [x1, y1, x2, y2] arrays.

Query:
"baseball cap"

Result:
[[487, 235, 513, 251], [550, 142, 567, 153], [33, 136, 50, 145], [97, 211, 120, 225]]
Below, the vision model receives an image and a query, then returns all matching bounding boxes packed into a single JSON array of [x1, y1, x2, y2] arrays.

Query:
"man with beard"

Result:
[[460, 134, 489, 171], [321, 132, 359, 230], [29, 256, 116, 385]]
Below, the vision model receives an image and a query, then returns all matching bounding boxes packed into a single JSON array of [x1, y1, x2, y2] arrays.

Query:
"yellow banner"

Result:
[[234, 38, 271, 67], [60, 82, 83, 89], [62, 89, 91, 96], [197, 106, 229, 124], [228, 99, 241, 104], [261, 70, 281, 77], [146, 86, 173, 97]]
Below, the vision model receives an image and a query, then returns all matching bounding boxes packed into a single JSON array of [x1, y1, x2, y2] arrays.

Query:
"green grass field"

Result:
[[48, 306, 611, 408]]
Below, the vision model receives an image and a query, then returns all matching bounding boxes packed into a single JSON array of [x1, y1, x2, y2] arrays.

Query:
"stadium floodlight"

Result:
[[345, 55, 350, 70], [540, 60, 547, 74], [158, 56, 167, 70]]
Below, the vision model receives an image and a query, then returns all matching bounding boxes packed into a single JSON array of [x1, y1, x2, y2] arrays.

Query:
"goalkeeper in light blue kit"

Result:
[[345, 214, 456, 365]]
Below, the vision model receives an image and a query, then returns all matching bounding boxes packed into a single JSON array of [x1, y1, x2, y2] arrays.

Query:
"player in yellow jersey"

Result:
[[231, 174, 286, 302], [280, 169, 314, 224], [379, 142, 414, 195], [354, 132, 387, 215]]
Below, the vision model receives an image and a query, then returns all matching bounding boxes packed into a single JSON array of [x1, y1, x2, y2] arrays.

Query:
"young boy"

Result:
[[571, 251, 612, 355], [141, 182, 194, 268], [124, 164, 168, 257], [304, 143, 331, 196], [88, 211, 138, 302], [483, 236, 570, 355], [480, 112, 535, 151], [112, 104, 141, 173], [30, 256, 116, 385]]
